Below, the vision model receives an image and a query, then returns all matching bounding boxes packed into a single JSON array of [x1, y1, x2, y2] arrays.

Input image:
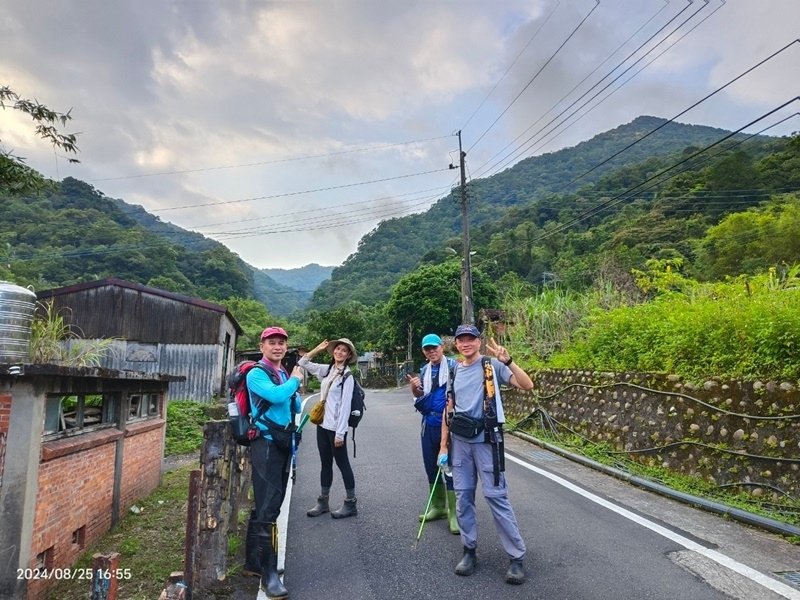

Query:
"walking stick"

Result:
[[414, 468, 447, 548]]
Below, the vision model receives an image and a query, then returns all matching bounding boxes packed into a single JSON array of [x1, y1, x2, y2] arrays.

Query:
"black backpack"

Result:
[[340, 371, 366, 456]]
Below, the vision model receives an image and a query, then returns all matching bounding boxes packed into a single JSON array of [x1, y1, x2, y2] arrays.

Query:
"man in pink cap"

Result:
[[246, 326, 303, 599]]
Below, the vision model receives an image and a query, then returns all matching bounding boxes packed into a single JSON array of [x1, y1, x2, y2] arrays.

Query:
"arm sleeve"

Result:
[[491, 358, 513, 386], [335, 374, 355, 439], [247, 368, 299, 405], [298, 356, 329, 380]]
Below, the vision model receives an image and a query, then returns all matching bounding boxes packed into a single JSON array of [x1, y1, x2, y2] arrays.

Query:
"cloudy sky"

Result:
[[2, 0, 798, 269]]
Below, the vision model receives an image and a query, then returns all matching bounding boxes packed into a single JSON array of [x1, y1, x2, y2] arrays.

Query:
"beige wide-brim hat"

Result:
[[327, 338, 358, 364]]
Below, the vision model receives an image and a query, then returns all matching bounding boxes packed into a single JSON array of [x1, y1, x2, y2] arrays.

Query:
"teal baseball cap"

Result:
[[421, 333, 442, 348]]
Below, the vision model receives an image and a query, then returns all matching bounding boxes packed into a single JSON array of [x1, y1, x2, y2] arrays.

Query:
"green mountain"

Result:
[[0, 177, 311, 315], [262, 264, 334, 293], [310, 116, 765, 309]]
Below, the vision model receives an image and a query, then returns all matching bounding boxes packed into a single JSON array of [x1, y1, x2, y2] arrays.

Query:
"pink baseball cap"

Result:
[[260, 326, 288, 340]]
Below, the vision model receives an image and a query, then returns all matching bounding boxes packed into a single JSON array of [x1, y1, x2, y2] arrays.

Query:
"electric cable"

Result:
[[471, 0, 676, 176], [475, 0, 714, 178], [89, 134, 452, 182], [460, 0, 562, 132], [471, 100, 799, 269], [505, 0, 727, 166], [466, 0, 601, 153]]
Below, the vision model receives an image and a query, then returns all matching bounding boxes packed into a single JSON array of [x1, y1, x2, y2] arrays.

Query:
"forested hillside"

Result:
[[261, 264, 334, 298], [0, 177, 310, 314], [310, 116, 765, 310], [2, 116, 794, 327]]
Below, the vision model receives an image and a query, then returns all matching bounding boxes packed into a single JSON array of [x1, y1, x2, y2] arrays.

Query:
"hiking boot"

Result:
[[446, 490, 459, 534], [455, 546, 476, 576], [506, 558, 526, 584], [418, 484, 447, 522], [331, 498, 358, 519], [306, 495, 329, 517], [258, 522, 288, 599]]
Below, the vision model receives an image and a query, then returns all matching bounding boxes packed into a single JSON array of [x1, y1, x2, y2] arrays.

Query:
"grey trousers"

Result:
[[451, 438, 526, 560]]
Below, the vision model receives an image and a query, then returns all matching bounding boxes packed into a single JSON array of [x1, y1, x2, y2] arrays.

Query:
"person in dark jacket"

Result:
[[407, 333, 459, 534]]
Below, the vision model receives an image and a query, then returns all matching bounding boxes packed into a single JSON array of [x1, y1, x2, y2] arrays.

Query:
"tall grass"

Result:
[[501, 282, 629, 366], [548, 271, 800, 380], [29, 300, 116, 367]]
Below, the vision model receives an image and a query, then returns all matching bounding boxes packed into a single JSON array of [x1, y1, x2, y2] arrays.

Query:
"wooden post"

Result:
[[195, 421, 236, 585], [184, 469, 201, 592], [90, 552, 120, 600]]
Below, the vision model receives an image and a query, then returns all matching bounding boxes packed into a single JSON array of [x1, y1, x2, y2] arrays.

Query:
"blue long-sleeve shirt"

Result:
[[246, 361, 302, 437]]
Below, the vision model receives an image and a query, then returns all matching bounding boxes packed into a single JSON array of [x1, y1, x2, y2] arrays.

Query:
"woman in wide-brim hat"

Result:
[[326, 338, 358, 364], [298, 337, 359, 519]]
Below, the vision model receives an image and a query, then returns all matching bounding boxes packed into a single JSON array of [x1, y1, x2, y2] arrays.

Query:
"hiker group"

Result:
[[239, 323, 533, 599]]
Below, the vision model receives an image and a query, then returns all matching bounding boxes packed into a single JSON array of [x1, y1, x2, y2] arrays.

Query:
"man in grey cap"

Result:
[[438, 324, 534, 584]]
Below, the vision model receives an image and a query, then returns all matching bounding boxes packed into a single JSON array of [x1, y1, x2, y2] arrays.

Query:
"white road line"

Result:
[[506, 453, 800, 599]]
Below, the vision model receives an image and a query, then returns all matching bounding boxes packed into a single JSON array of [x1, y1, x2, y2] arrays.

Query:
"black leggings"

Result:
[[316, 426, 355, 490]]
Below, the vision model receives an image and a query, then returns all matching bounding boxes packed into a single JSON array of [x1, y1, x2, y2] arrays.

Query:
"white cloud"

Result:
[[2, 0, 797, 269]]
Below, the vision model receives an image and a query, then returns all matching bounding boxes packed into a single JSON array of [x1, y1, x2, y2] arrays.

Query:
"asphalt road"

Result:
[[270, 387, 800, 600]]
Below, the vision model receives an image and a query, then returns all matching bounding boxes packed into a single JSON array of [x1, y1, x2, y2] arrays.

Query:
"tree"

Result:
[[0, 86, 79, 194], [384, 261, 498, 358], [224, 297, 274, 350]]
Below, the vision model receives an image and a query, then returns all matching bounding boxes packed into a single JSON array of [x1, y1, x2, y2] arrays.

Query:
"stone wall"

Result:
[[502, 369, 800, 500]]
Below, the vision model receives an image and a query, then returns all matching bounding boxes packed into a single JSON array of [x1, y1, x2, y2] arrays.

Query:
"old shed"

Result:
[[37, 278, 241, 401]]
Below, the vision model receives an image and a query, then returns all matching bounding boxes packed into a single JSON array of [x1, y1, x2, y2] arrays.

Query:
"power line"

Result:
[[89, 134, 452, 182], [471, 0, 675, 177], [151, 167, 452, 213], [467, 0, 601, 153], [474, 0, 713, 178], [460, 0, 562, 132], [565, 37, 799, 186], [191, 185, 450, 231], [498, 0, 727, 172], [471, 102, 799, 268]]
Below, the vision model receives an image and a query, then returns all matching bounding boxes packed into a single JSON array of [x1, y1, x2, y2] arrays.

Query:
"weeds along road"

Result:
[[279, 387, 800, 600]]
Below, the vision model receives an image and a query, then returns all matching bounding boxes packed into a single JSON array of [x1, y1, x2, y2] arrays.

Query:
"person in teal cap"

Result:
[[406, 333, 459, 534]]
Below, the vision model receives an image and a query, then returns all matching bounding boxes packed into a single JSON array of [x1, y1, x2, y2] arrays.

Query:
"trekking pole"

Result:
[[414, 469, 442, 548], [296, 413, 310, 434]]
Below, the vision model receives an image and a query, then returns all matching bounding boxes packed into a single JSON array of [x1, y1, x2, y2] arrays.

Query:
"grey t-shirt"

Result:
[[451, 356, 512, 443]]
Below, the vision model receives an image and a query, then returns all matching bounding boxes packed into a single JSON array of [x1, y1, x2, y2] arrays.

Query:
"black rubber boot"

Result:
[[331, 498, 358, 519], [258, 522, 288, 599], [306, 495, 329, 517], [242, 510, 261, 577], [506, 558, 526, 584], [455, 546, 477, 576]]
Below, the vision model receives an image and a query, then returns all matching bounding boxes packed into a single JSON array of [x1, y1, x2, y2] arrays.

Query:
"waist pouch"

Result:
[[263, 417, 302, 451], [449, 413, 484, 438]]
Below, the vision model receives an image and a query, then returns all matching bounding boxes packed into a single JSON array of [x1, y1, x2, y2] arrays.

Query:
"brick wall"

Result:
[[26, 419, 165, 599], [28, 432, 118, 599], [120, 420, 165, 512], [0, 393, 9, 484]]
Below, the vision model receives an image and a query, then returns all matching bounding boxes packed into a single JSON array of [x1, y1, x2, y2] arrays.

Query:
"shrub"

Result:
[[549, 271, 800, 380], [165, 400, 209, 456]]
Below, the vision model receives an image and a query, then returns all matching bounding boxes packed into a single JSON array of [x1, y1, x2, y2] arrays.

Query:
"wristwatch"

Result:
[[503, 356, 513, 366]]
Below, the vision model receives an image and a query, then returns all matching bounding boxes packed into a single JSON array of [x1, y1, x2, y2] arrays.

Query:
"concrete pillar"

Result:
[[0, 379, 45, 599]]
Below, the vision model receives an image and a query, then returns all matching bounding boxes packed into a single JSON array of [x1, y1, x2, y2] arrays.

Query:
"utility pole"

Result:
[[457, 130, 475, 325]]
